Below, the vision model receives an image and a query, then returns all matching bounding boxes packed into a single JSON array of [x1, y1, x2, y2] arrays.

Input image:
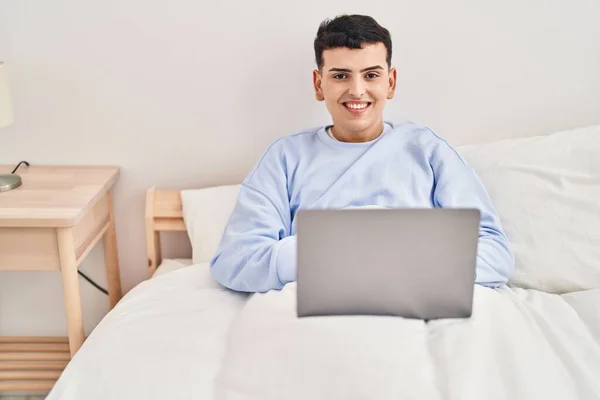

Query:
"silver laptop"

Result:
[[295, 208, 480, 320]]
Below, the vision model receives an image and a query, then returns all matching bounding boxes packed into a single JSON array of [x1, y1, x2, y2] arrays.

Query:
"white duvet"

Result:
[[47, 263, 600, 400]]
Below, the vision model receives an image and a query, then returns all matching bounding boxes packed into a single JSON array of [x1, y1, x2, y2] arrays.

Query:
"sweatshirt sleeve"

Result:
[[209, 140, 297, 293], [431, 138, 515, 288]]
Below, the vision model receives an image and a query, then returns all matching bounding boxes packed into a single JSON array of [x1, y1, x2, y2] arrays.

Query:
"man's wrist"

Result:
[[276, 235, 297, 284]]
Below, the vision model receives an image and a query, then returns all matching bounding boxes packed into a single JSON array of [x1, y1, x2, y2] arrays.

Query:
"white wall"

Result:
[[1, 0, 599, 335]]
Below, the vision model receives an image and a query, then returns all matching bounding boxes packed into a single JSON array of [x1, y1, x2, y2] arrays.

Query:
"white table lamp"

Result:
[[0, 62, 13, 127], [0, 61, 22, 193]]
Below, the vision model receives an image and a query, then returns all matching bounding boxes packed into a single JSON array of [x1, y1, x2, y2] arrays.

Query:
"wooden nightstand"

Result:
[[0, 165, 122, 392]]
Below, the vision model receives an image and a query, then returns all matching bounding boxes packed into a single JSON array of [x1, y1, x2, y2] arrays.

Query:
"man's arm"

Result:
[[209, 142, 296, 293], [431, 141, 515, 288]]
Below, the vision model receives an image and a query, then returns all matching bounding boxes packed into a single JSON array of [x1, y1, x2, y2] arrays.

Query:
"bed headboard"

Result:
[[145, 187, 186, 277]]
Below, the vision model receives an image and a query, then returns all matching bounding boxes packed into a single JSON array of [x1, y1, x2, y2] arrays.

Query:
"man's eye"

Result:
[[366, 73, 379, 79], [333, 74, 347, 80]]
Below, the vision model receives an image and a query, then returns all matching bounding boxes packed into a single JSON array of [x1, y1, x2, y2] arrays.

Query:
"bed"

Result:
[[46, 124, 600, 400]]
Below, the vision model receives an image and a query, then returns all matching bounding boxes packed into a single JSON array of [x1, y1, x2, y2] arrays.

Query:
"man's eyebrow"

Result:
[[328, 65, 385, 73]]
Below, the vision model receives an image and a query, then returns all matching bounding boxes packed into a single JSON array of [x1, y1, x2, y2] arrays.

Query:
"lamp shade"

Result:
[[0, 62, 14, 128]]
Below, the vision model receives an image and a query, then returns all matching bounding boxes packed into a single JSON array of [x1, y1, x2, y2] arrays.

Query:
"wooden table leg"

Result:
[[104, 190, 122, 309], [57, 227, 85, 357]]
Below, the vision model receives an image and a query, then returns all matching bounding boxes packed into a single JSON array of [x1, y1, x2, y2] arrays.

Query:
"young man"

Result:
[[210, 14, 514, 293]]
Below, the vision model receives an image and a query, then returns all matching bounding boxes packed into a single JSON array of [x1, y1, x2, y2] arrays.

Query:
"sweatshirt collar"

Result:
[[318, 121, 394, 150]]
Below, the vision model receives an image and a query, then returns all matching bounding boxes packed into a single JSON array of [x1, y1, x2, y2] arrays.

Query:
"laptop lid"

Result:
[[296, 208, 480, 319]]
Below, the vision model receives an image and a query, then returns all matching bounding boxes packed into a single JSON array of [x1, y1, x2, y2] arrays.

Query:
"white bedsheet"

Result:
[[151, 258, 194, 278], [47, 267, 600, 400], [215, 285, 600, 400], [46, 263, 249, 400]]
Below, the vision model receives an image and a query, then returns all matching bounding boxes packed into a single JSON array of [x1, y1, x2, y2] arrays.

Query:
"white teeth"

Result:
[[346, 103, 368, 110]]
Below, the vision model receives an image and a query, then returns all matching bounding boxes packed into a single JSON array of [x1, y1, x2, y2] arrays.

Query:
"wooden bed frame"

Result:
[[144, 187, 187, 278]]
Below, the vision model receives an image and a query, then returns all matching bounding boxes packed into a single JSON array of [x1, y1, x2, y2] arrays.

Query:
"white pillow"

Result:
[[457, 124, 600, 293], [181, 184, 241, 264]]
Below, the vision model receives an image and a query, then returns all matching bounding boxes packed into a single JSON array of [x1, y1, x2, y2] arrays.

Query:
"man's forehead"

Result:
[[321, 43, 387, 70]]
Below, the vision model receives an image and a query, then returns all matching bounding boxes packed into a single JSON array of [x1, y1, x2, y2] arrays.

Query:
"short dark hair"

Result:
[[314, 14, 392, 70]]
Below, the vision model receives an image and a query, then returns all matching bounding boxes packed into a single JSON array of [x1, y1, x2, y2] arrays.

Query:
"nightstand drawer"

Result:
[[0, 194, 110, 271], [0, 227, 61, 270]]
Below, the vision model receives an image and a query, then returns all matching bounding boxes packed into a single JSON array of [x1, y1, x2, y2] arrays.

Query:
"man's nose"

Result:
[[348, 77, 365, 98]]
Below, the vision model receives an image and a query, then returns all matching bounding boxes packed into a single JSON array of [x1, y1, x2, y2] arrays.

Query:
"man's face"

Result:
[[313, 43, 396, 139]]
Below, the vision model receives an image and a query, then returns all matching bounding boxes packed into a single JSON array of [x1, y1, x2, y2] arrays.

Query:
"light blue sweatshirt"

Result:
[[210, 121, 515, 293]]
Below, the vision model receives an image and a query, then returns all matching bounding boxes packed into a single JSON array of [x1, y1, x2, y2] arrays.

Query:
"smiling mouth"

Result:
[[343, 102, 372, 113]]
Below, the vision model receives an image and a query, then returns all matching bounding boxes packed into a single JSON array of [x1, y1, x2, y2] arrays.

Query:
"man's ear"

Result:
[[387, 67, 397, 100], [313, 69, 325, 101]]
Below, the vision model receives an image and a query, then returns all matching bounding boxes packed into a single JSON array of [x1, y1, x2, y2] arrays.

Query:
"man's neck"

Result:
[[331, 121, 384, 143]]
